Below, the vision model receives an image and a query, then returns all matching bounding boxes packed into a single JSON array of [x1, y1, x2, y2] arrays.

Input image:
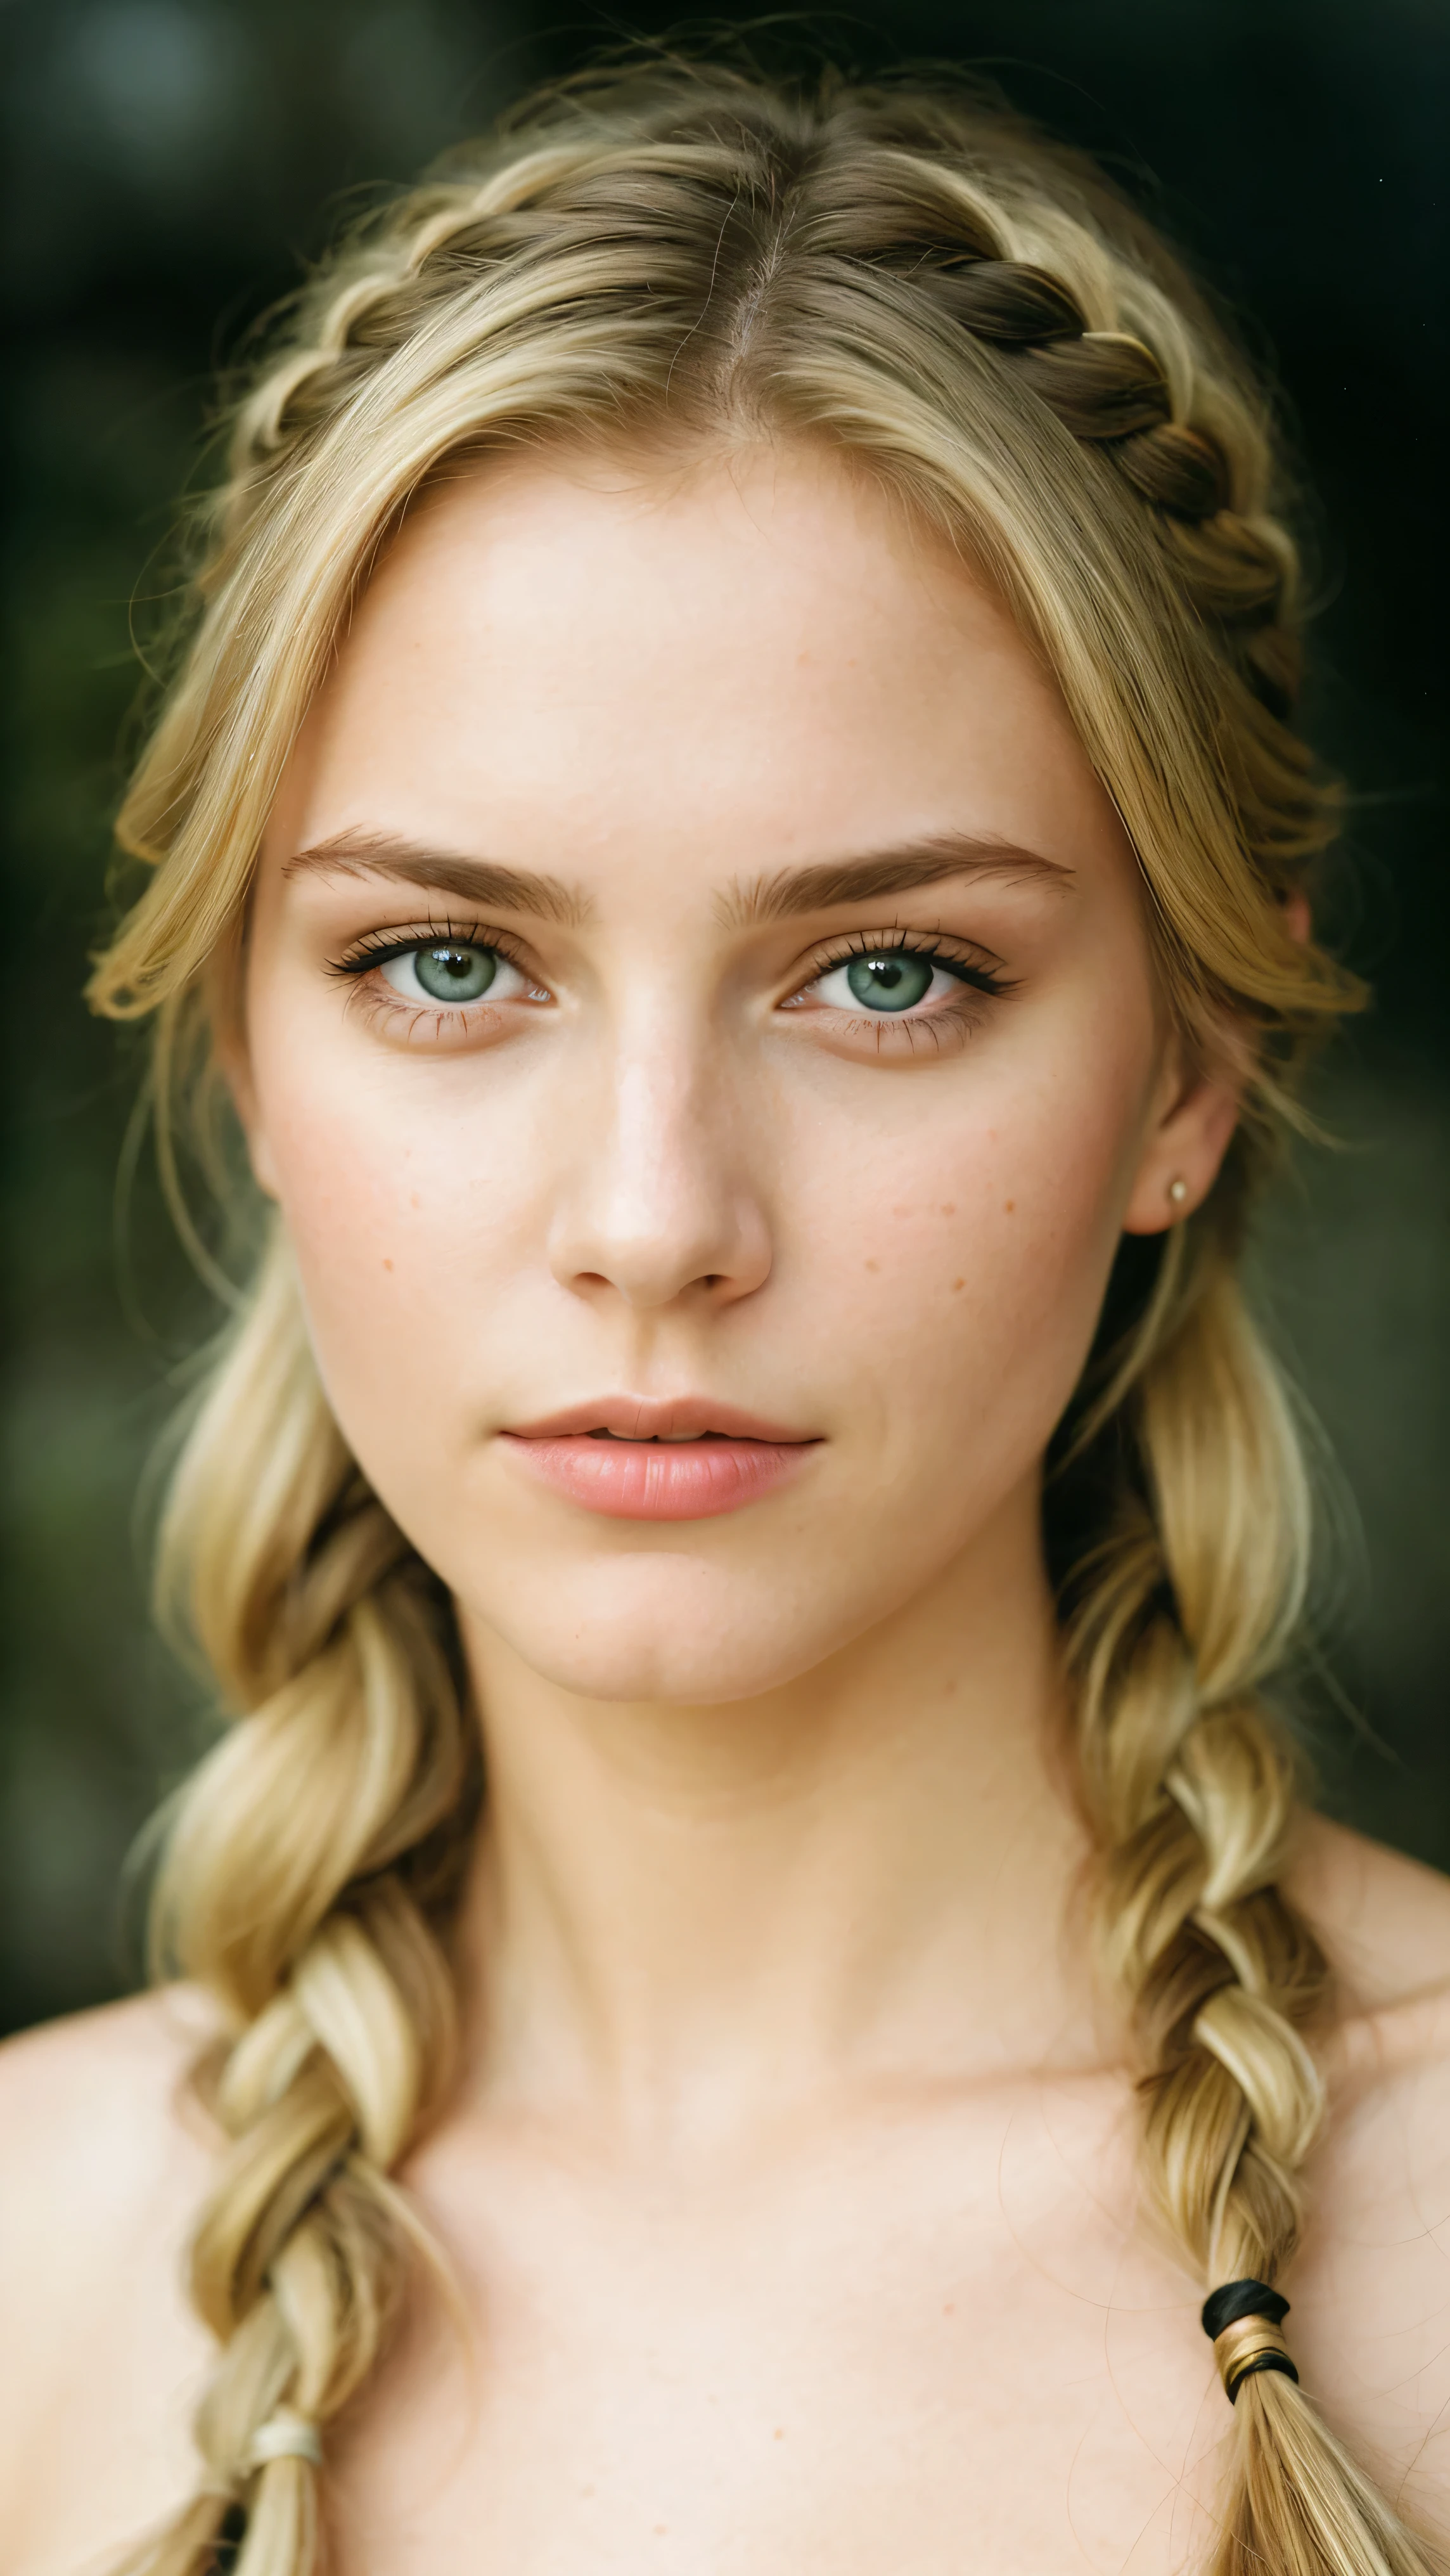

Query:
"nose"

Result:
[[546, 1026, 773, 1313]]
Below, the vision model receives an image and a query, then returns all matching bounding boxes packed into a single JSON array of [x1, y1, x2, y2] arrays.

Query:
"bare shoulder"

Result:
[[1287, 1812, 1450, 2230], [1285, 1818, 1450, 2535], [1288, 1810, 1450, 2040], [0, 1983, 218, 2254], [0, 1989, 221, 2574]]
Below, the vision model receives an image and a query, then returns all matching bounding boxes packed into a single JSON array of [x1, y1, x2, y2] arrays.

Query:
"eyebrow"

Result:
[[282, 825, 1070, 929], [719, 835, 1074, 927], [283, 830, 593, 926]]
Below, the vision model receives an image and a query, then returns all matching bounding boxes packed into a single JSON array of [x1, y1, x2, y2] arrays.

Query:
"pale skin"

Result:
[[2, 446, 1449, 2575]]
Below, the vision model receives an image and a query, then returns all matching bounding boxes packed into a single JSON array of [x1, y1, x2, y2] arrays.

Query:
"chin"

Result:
[[455, 1547, 885, 1708]]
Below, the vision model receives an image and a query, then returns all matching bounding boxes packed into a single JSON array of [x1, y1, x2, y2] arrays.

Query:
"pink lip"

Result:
[[499, 1397, 820, 1523]]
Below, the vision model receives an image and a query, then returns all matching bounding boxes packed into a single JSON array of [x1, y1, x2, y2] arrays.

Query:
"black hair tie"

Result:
[[1201, 2278, 1299, 2403]]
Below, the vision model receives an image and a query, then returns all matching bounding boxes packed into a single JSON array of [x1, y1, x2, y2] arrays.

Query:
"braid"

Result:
[[778, 142, 1307, 756], [234, 120, 1297, 739], [949, 271, 1299, 723], [120, 1231, 479, 2575], [221, 133, 633, 543], [91, 56, 1421, 2576], [1060, 1228, 1439, 2573]]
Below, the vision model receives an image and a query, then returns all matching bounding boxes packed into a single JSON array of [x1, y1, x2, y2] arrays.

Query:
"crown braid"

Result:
[[176, 75, 1320, 955], [231, 164, 1293, 721], [803, 177, 1302, 744]]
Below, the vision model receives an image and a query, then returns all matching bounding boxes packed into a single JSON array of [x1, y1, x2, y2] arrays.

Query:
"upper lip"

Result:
[[503, 1397, 819, 1443]]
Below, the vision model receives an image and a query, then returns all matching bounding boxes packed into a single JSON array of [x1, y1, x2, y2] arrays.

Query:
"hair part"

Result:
[[94, 53, 1437, 2576]]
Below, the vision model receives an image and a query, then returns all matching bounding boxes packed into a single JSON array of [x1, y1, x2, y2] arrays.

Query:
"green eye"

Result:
[[844, 951, 936, 1012], [382, 943, 503, 1003]]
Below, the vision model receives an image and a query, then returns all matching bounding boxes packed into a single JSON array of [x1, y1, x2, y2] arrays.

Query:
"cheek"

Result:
[[792, 1031, 1149, 1476], [245, 998, 542, 1431]]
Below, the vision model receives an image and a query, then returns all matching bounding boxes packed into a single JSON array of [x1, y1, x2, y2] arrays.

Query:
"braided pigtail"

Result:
[[1061, 1223, 1440, 2575], [123, 1229, 478, 2575]]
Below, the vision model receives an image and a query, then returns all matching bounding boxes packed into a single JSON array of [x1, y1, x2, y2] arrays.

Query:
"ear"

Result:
[[1121, 1034, 1242, 1236]]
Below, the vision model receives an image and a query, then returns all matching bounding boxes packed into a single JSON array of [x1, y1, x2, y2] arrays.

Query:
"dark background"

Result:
[[2, 0, 1446, 2038]]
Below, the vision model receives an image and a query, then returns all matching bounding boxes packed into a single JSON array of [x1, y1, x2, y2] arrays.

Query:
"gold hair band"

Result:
[[1200, 2278, 1299, 2404], [1212, 2312, 1297, 2400]]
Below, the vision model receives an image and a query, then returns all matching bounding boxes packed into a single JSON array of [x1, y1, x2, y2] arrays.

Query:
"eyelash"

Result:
[[324, 919, 1015, 1041], [793, 925, 1010, 1001], [328, 918, 530, 982]]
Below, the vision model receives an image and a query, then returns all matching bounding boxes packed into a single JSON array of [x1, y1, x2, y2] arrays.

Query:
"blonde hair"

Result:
[[91, 57, 1435, 2576]]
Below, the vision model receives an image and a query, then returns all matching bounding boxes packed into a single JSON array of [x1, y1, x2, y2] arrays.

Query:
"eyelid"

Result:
[[328, 919, 537, 979]]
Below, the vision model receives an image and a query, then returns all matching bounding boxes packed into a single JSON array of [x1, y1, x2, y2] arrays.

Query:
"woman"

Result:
[[1, 56, 1446, 2576]]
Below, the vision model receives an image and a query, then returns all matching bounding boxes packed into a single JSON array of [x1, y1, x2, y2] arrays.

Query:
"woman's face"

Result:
[[245, 446, 1233, 1703]]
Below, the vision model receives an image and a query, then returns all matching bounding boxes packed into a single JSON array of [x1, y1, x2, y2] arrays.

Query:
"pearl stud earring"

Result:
[[1167, 1177, 1188, 1208]]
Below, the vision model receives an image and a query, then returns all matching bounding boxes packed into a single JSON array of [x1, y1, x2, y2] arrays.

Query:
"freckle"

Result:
[[952, 1278, 965, 1291], [383, 1258, 394, 1272], [653, 2527, 669, 2538], [891, 1204, 911, 1218], [864, 1258, 880, 1272], [774, 2427, 785, 2441], [410, 1192, 420, 1209], [943, 2303, 956, 2316], [940, 1202, 956, 1216], [1004, 1199, 1015, 1214]]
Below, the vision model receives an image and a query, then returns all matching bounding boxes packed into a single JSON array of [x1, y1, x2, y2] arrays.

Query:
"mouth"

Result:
[[499, 1398, 821, 1521]]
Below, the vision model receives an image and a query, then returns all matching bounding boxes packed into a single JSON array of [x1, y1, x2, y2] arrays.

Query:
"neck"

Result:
[[453, 1479, 1102, 2144]]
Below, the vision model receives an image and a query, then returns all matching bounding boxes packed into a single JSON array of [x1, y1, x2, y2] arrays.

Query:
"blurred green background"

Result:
[[2, 0, 1446, 2037]]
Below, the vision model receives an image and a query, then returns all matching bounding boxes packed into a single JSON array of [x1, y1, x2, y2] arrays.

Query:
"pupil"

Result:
[[845, 952, 933, 1012], [414, 943, 495, 1003]]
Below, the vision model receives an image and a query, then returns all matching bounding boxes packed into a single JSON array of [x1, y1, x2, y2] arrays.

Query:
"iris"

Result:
[[846, 952, 934, 1012], [413, 944, 496, 1003]]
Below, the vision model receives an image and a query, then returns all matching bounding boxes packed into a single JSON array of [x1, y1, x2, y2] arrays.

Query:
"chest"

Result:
[[326, 2091, 1235, 2574]]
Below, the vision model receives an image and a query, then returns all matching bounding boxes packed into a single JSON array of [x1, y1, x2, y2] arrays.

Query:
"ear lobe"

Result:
[[1121, 1063, 1241, 1235]]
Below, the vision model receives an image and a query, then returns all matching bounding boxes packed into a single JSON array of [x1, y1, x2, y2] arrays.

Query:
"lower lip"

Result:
[[499, 1434, 816, 1521]]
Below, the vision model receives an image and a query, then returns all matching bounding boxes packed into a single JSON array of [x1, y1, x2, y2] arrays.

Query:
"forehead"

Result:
[[274, 442, 1126, 893]]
